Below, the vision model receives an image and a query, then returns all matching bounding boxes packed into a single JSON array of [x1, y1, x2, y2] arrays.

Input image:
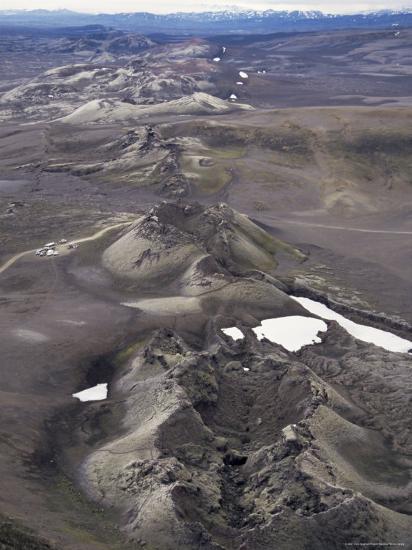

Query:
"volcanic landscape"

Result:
[[0, 22, 411, 550]]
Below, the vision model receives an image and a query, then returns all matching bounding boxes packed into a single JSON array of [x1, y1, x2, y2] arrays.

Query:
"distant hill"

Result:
[[1, 8, 412, 35]]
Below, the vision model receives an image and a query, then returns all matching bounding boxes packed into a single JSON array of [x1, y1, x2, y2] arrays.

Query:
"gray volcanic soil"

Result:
[[0, 25, 411, 550], [76, 323, 412, 550], [1, 201, 411, 550]]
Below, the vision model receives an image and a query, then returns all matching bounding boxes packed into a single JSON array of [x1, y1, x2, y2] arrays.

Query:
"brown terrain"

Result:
[[0, 24, 411, 550]]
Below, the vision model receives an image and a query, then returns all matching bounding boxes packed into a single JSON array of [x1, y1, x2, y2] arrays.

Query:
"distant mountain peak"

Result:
[[0, 7, 411, 34]]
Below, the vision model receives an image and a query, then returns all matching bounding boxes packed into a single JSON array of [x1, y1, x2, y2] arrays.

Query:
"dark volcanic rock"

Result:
[[72, 319, 412, 549]]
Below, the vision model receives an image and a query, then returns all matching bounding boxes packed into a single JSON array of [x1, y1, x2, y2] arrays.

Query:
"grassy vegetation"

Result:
[[326, 129, 412, 186], [164, 120, 313, 158], [164, 119, 316, 196], [181, 153, 232, 194], [113, 339, 145, 367], [49, 474, 131, 550], [0, 201, 109, 260], [241, 220, 306, 263], [344, 130, 412, 157], [207, 145, 245, 159]]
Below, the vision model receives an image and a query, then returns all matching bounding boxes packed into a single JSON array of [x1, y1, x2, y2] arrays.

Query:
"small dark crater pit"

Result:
[[224, 451, 248, 466]]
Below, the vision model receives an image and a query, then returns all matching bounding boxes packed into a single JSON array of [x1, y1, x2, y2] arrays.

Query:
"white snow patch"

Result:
[[236, 81, 244, 85], [222, 327, 244, 341], [252, 316, 327, 352], [239, 71, 249, 79], [73, 383, 108, 402], [222, 46, 226, 53], [229, 93, 237, 100], [213, 57, 221, 62], [292, 297, 412, 353]]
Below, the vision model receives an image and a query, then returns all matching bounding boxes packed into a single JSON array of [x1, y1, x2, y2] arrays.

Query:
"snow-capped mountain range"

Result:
[[0, 8, 411, 34]]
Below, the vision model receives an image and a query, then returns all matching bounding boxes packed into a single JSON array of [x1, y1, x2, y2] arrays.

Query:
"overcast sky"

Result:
[[2, 0, 409, 14]]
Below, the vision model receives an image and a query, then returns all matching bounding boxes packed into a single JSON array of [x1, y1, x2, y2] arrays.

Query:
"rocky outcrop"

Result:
[[58, 93, 253, 125], [34, 202, 411, 549], [103, 202, 304, 284], [102, 202, 308, 322], [76, 322, 412, 549]]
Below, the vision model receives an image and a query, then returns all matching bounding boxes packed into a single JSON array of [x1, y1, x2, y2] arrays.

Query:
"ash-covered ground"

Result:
[[0, 24, 411, 550]]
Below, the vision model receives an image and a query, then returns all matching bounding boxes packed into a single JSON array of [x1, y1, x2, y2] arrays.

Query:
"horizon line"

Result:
[[1, 6, 411, 16]]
